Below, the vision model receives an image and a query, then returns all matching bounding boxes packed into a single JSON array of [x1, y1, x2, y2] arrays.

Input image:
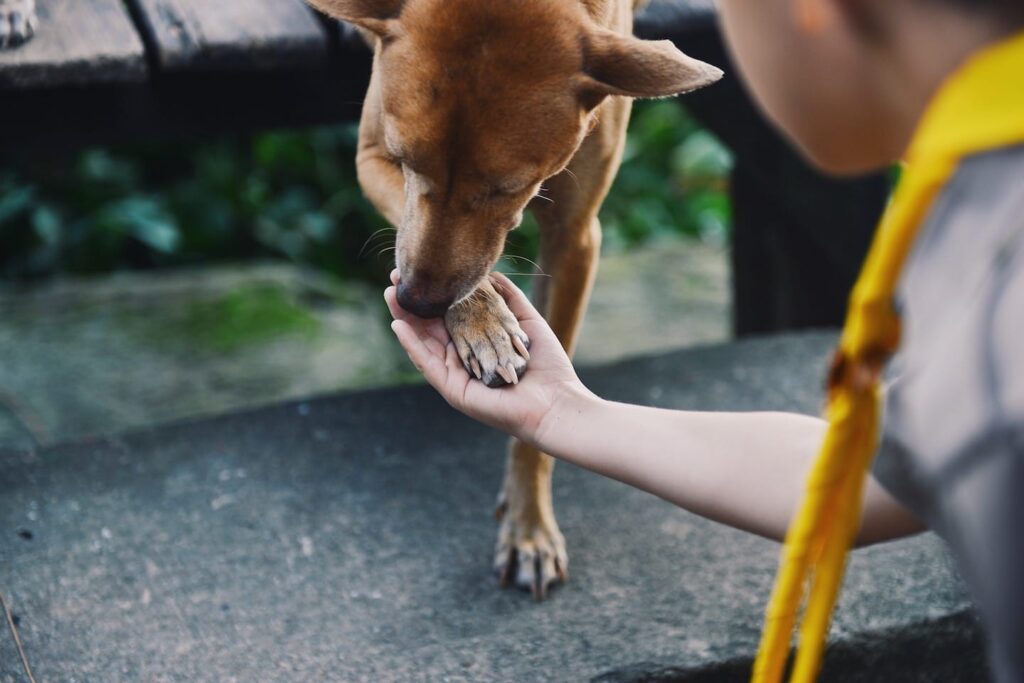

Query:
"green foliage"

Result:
[[0, 101, 731, 282], [179, 284, 322, 352], [602, 100, 732, 249]]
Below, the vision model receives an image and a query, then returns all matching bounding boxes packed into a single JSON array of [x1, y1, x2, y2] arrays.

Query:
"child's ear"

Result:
[[305, 0, 403, 36], [577, 29, 723, 106]]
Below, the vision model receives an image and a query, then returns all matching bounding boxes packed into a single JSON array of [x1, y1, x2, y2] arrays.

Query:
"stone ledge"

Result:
[[0, 333, 974, 681]]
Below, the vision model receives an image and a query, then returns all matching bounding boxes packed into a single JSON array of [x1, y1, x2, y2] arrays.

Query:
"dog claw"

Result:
[[493, 516, 568, 600], [495, 364, 514, 385], [512, 335, 530, 361], [532, 555, 546, 600], [445, 281, 529, 388], [498, 550, 516, 588]]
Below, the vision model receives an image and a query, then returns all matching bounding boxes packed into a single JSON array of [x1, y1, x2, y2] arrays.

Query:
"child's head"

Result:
[[717, 0, 1024, 175]]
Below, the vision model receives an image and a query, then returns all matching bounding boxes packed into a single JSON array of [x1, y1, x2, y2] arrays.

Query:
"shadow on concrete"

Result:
[[595, 611, 986, 682]]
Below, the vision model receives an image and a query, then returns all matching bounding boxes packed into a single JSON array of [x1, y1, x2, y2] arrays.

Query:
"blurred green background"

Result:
[[0, 101, 732, 282]]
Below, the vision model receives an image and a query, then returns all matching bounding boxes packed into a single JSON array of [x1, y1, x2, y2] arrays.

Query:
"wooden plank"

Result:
[[0, 0, 146, 89], [1, 52, 372, 154], [128, 0, 329, 71]]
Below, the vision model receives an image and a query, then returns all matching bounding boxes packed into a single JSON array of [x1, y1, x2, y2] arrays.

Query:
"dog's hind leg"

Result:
[[494, 97, 632, 599]]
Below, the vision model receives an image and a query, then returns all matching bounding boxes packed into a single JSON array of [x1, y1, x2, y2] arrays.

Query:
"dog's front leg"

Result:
[[493, 97, 631, 599], [493, 215, 601, 599]]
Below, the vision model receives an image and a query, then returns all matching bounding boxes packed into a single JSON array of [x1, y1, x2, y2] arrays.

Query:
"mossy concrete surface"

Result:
[[0, 238, 729, 449], [0, 264, 409, 450]]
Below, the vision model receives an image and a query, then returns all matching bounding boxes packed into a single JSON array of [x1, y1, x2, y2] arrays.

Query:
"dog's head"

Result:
[[311, 0, 722, 318]]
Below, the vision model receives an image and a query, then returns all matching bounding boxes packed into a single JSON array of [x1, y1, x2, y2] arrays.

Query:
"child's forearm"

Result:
[[531, 390, 924, 545]]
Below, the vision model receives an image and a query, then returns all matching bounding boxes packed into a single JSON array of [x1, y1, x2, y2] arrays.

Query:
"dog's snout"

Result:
[[397, 280, 455, 319]]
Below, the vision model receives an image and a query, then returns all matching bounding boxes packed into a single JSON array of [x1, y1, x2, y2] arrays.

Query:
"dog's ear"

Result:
[[305, 0, 404, 35], [578, 29, 723, 106]]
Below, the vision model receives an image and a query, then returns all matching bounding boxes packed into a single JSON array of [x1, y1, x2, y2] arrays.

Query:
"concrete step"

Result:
[[0, 333, 978, 681]]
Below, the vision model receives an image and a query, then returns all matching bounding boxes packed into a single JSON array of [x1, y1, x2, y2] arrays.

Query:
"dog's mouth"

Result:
[[394, 263, 496, 319], [449, 286, 477, 310], [435, 267, 497, 315]]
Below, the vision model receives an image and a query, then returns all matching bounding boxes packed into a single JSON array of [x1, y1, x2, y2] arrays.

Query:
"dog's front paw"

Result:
[[444, 280, 530, 388], [0, 0, 36, 49], [494, 500, 568, 600]]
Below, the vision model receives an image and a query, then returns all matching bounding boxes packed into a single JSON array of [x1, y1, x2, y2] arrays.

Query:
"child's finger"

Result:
[[385, 286, 454, 347], [390, 269, 400, 286], [489, 272, 544, 324], [391, 319, 450, 387], [384, 286, 410, 322]]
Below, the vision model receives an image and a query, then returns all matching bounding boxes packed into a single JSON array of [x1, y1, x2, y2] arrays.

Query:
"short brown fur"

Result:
[[307, 0, 721, 598]]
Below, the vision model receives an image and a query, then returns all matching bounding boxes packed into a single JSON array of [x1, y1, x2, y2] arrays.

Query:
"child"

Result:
[[387, 0, 1024, 679]]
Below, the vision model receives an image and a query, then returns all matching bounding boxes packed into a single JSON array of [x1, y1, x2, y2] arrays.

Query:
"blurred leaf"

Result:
[[99, 198, 181, 253], [32, 205, 62, 244], [78, 149, 137, 187], [0, 185, 34, 225], [675, 131, 733, 181]]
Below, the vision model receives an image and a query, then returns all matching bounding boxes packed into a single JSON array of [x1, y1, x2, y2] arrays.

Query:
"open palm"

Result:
[[385, 271, 587, 444]]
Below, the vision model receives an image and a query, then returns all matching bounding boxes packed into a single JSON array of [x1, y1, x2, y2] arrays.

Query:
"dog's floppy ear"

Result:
[[306, 0, 404, 35], [579, 29, 723, 105]]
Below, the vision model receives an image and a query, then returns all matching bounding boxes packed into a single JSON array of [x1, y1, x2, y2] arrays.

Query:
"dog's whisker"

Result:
[[376, 246, 398, 261], [534, 184, 555, 204], [363, 239, 397, 261], [563, 167, 582, 190], [497, 271, 552, 278], [359, 228, 397, 258], [501, 254, 546, 274], [365, 226, 397, 240]]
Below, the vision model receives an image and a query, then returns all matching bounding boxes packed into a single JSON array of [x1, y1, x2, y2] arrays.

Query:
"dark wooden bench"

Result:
[[0, 0, 888, 335]]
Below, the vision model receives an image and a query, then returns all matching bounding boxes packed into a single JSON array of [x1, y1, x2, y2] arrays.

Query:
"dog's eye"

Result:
[[493, 178, 538, 197], [403, 164, 436, 196]]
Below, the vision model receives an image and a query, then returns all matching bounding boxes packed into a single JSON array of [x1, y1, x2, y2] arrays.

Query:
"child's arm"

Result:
[[534, 395, 924, 545], [387, 272, 925, 546]]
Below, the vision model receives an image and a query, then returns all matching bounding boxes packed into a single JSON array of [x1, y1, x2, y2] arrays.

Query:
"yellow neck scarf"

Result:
[[753, 28, 1024, 683]]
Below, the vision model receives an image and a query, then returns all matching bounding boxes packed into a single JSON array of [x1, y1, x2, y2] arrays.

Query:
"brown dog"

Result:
[[308, 0, 722, 598]]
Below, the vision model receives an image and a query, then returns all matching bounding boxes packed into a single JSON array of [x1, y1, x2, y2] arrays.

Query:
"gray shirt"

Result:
[[873, 144, 1024, 682]]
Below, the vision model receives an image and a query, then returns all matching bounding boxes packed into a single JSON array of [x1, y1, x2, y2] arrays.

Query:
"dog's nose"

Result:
[[397, 281, 455, 319]]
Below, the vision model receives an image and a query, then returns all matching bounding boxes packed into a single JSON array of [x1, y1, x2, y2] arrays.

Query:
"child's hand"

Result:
[[385, 271, 592, 444]]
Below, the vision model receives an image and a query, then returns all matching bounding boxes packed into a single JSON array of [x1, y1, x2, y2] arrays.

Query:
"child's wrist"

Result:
[[528, 382, 601, 453]]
